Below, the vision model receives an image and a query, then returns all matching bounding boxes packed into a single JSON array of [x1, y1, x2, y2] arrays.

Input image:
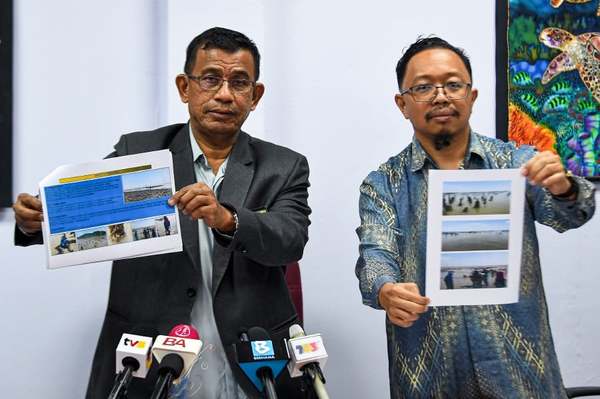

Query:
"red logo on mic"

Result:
[[168, 324, 200, 340]]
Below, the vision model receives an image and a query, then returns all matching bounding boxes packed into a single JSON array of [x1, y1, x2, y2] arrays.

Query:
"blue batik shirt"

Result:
[[356, 132, 595, 399]]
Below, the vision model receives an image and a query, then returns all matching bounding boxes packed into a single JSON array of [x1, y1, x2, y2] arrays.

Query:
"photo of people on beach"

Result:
[[50, 232, 77, 256], [155, 214, 178, 237], [442, 180, 511, 216], [440, 251, 508, 290]]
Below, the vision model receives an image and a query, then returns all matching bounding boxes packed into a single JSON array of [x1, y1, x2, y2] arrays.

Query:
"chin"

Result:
[[202, 121, 240, 137]]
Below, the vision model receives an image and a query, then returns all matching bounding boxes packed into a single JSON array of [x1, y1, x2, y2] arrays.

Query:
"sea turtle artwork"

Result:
[[539, 27, 600, 103], [549, 0, 600, 16]]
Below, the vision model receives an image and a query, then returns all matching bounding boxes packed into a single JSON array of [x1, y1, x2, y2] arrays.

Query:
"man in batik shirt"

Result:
[[355, 37, 595, 399]]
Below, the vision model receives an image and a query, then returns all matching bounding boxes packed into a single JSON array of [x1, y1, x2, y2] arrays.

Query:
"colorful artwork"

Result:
[[497, 0, 600, 178]]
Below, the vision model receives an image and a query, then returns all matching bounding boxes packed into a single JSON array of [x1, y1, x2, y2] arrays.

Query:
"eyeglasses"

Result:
[[186, 74, 255, 95], [400, 81, 472, 102]]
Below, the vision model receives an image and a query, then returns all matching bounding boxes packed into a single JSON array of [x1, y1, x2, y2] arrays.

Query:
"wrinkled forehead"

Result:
[[193, 47, 256, 78]]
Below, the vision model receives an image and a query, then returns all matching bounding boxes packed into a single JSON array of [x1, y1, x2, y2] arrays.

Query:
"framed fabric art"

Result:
[[0, 0, 12, 206], [496, 0, 600, 179]]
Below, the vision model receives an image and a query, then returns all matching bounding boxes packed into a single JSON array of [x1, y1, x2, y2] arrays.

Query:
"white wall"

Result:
[[1, 1, 598, 398]]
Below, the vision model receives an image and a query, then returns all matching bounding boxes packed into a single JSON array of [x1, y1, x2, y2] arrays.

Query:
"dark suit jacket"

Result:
[[16, 123, 312, 398]]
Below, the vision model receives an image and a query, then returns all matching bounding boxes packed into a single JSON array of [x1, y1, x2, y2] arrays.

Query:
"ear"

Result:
[[175, 74, 189, 103], [250, 82, 265, 111], [394, 93, 409, 119], [469, 87, 478, 105]]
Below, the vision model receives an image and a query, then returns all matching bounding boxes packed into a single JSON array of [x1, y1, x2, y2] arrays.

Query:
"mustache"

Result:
[[425, 108, 459, 121]]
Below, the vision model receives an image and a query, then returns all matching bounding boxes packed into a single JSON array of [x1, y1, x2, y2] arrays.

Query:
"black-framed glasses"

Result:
[[186, 74, 256, 95], [400, 81, 472, 102]]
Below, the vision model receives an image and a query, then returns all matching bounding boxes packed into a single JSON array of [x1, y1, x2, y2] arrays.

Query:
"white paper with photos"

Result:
[[39, 150, 183, 269], [425, 169, 525, 306]]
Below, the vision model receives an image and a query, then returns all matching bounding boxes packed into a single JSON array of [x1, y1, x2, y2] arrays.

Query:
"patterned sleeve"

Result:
[[355, 170, 402, 309], [512, 145, 596, 232]]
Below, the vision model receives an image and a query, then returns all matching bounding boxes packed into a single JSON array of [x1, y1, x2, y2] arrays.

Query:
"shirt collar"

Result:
[[410, 130, 486, 172]]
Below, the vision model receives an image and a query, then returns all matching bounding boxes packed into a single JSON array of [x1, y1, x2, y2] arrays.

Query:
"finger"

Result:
[[524, 157, 549, 183], [19, 221, 42, 232], [14, 203, 44, 222], [19, 194, 43, 212], [182, 194, 214, 215], [177, 185, 213, 210], [524, 152, 557, 183], [543, 172, 570, 193], [169, 183, 210, 206], [532, 162, 563, 186], [388, 306, 420, 322], [395, 284, 430, 306], [15, 214, 42, 232], [389, 297, 429, 314], [168, 185, 191, 205], [190, 204, 219, 222]]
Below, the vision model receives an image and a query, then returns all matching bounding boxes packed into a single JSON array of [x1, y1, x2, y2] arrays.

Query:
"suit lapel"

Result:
[[212, 131, 254, 296], [169, 124, 200, 271]]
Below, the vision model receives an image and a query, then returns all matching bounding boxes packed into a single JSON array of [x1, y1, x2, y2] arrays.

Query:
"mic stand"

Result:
[[150, 373, 174, 399], [258, 368, 278, 399], [303, 364, 329, 399], [107, 366, 134, 399]]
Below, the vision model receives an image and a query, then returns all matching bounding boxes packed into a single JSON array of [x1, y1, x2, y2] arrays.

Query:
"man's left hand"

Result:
[[168, 183, 235, 232], [521, 151, 573, 197]]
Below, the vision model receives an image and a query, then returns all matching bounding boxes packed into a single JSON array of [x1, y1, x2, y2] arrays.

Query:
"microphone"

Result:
[[149, 353, 184, 399], [150, 324, 202, 399], [236, 326, 289, 399], [108, 333, 153, 399], [287, 324, 330, 399]]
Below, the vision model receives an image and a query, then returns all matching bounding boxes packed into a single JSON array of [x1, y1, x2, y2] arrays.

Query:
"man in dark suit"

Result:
[[13, 27, 311, 398]]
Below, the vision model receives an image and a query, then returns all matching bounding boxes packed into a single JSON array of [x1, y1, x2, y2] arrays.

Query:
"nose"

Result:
[[213, 80, 235, 102], [431, 86, 450, 104]]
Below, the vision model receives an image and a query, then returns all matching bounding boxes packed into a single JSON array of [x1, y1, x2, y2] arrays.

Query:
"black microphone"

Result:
[[108, 333, 154, 399], [149, 324, 202, 399], [236, 326, 289, 399], [149, 353, 184, 399]]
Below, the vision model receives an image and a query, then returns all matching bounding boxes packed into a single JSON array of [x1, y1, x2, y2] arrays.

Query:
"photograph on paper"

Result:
[[440, 251, 508, 290], [39, 150, 183, 268], [442, 180, 511, 216], [122, 168, 172, 203], [441, 219, 509, 252], [426, 168, 525, 306]]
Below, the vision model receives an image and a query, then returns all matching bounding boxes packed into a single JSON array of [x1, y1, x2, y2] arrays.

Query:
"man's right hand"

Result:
[[378, 282, 430, 328], [13, 193, 44, 234]]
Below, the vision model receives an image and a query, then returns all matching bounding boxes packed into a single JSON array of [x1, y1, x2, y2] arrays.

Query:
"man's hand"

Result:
[[168, 183, 235, 232], [378, 282, 430, 328], [13, 193, 44, 234], [521, 151, 574, 198]]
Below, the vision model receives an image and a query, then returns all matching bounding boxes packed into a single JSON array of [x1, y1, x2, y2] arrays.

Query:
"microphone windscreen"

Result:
[[289, 324, 305, 339], [247, 326, 270, 341], [158, 353, 184, 378], [168, 324, 200, 340]]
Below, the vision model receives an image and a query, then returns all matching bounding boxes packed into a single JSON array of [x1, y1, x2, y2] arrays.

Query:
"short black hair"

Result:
[[184, 27, 261, 80], [395, 36, 472, 90]]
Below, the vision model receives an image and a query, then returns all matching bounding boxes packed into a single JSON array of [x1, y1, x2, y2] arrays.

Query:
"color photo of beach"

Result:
[[442, 219, 509, 252], [440, 251, 508, 290], [442, 180, 511, 216]]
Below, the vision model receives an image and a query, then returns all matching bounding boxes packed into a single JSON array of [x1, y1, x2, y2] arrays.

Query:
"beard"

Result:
[[433, 132, 453, 151]]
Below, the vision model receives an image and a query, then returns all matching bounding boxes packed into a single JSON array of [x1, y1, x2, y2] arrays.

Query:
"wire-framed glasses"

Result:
[[186, 74, 256, 95], [400, 81, 472, 102]]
